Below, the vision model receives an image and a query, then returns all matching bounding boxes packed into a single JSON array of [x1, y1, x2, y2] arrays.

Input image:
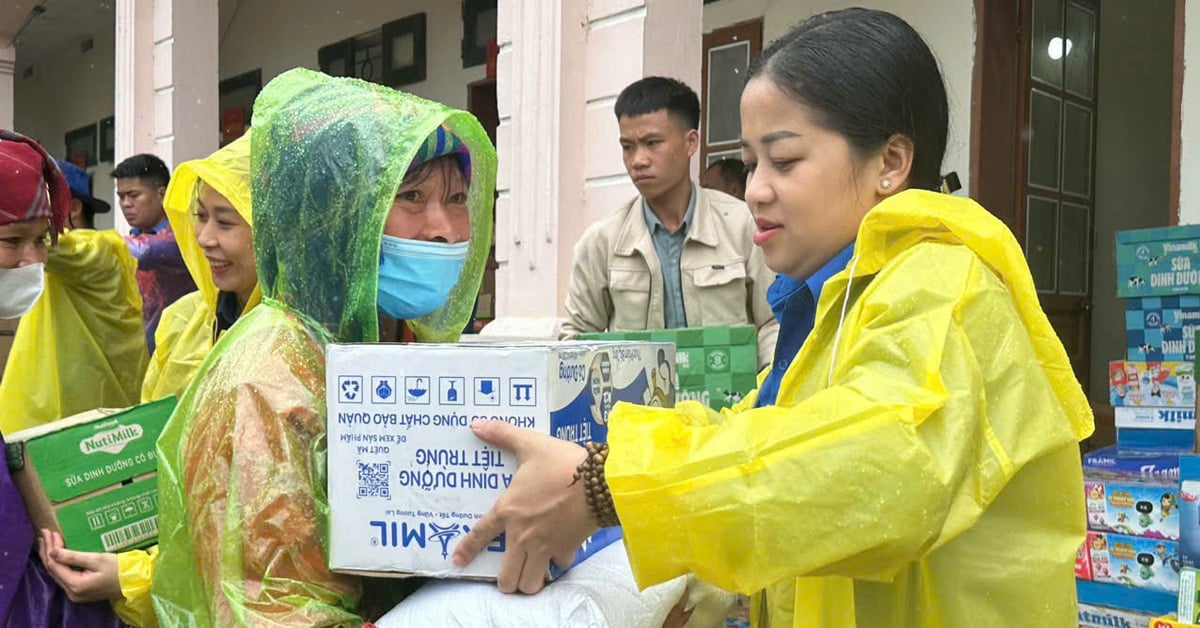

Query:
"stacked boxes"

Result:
[[1080, 225, 1200, 613], [576, 325, 759, 411], [1109, 226, 1200, 453], [1080, 448, 1184, 595]]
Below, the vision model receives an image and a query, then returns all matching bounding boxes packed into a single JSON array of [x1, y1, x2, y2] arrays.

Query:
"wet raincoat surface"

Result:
[[113, 133, 258, 628], [151, 68, 495, 626], [140, 132, 260, 403], [605, 189, 1094, 627], [0, 229, 147, 433]]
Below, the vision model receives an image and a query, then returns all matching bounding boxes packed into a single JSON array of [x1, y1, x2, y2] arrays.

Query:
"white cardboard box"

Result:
[[1114, 406, 1197, 430], [326, 341, 675, 579]]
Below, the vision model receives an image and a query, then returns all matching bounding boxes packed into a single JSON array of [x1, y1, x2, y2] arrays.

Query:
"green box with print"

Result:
[[4, 397, 176, 553], [577, 325, 759, 410]]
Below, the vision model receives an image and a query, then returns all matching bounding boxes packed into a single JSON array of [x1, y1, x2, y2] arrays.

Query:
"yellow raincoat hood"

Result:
[[0, 230, 147, 432], [161, 131, 260, 316], [140, 133, 260, 403], [605, 189, 1093, 627]]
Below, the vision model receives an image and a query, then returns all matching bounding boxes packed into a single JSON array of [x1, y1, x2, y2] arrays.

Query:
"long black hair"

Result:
[[748, 9, 949, 190]]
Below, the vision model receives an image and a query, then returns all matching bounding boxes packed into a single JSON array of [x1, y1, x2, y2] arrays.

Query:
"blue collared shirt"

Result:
[[130, 217, 170, 236], [642, 185, 697, 329], [756, 243, 856, 407]]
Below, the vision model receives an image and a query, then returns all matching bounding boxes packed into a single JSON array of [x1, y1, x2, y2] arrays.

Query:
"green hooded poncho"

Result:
[[151, 68, 496, 626]]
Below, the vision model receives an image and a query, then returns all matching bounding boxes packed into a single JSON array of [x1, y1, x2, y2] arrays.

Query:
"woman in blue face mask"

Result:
[[124, 69, 494, 627], [378, 125, 474, 320]]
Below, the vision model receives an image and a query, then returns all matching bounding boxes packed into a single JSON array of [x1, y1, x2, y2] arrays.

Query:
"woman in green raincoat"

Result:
[[38, 133, 262, 628], [40, 69, 495, 626], [153, 68, 493, 626], [453, 10, 1093, 627]]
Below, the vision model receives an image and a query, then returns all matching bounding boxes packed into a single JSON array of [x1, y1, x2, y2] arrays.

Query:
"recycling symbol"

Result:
[[341, 378, 360, 401]]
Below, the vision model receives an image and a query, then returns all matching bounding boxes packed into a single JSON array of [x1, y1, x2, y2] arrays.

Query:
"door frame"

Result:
[[970, 0, 1187, 449], [971, 0, 1185, 229]]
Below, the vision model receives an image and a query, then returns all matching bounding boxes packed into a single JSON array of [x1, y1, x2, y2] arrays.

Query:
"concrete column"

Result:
[[495, 0, 702, 318], [114, 0, 217, 233], [0, 46, 13, 130]]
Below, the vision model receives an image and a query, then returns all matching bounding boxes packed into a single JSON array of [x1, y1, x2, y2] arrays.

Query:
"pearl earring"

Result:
[[881, 180, 891, 190]]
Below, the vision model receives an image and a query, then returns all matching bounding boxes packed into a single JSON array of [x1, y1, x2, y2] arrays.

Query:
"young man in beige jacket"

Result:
[[563, 77, 778, 367]]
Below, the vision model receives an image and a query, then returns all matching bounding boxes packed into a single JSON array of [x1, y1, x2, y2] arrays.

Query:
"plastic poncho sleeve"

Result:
[[152, 307, 360, 626], [113, 546, 158, 627], [605, 244, 1085, 595], [140, 292, 205, 403]]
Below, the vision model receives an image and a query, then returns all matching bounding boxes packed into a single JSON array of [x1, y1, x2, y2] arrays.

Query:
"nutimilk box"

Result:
[[5, 397, 176, 553], [325, 341, 673, 580]]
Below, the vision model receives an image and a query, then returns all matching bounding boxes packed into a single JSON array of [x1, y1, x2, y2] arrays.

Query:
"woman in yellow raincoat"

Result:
[[0, 159, 147, 433], [140, 131, 260, 402], [453, 9, 1094, 627], [38, 134, 261, 628]]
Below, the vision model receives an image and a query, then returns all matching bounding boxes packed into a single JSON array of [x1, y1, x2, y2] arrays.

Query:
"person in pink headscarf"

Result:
[[0, 129, 123, 627]]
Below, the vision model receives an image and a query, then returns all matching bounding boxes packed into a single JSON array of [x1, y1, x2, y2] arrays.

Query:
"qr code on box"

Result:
[[357, 462, 390, 498]]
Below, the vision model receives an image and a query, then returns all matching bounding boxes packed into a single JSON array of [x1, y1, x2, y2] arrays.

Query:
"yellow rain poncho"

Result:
[[0, 229, 147, 433], [151, 68, 495, 626], [112, 133, 258, 628], [605, 190, 1094, 627], [140, 132, 260, 403]]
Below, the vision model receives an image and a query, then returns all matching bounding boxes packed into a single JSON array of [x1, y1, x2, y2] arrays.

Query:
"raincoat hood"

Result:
[[162, 132, 261, 316], [845, 189, 1092, 440], [250, 68, 496, 343]]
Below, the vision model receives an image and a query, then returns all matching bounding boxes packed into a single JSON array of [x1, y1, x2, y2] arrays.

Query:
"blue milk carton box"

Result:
[[1115, 407, 1198, 454], [1117, 225, 1200, 298], [1126, 296, 1200, 363], [1089, 532, 1182, 594], [325, 341, 672, 580], [1085, 480, 1181, 540]]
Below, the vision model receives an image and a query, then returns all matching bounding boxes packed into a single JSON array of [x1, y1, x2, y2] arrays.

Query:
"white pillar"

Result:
[[114, 0, 217, 234], [495, 0, 702, 318], [0, 46, 13, 130]]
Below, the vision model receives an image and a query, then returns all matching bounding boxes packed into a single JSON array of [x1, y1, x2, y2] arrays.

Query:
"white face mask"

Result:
[[0, 263, 45, 319]]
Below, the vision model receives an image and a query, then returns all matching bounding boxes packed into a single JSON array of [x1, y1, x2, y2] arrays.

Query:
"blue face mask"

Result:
[[377, 235, 469, 320]]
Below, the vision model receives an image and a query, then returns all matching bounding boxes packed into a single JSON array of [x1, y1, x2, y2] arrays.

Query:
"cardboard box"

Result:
[[1127, 296, 1200, 364], [1087, 532, 1182, 594], [1110, 361, 1196, 408], [1079, 604, 1155, 628], [576, 325, 759, 411], [4, 397, 176, 553], [1085, 446, 1181, 484], [1118, 225, 1200, 298], [325, 341, 672, 579], [1114, 408, 1197, 454], [1085, 480, 1180, 540]]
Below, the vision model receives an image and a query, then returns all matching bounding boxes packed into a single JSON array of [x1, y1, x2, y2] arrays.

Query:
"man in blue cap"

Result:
[[55, 159, 112, 230]]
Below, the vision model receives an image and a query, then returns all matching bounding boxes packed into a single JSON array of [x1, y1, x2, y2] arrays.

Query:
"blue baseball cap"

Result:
[[55, 159, 111, 216]]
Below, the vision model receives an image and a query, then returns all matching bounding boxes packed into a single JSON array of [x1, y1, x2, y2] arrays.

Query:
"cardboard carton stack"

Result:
[[576, 325, 760, 411], [1080, 226, 1200, 622]]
